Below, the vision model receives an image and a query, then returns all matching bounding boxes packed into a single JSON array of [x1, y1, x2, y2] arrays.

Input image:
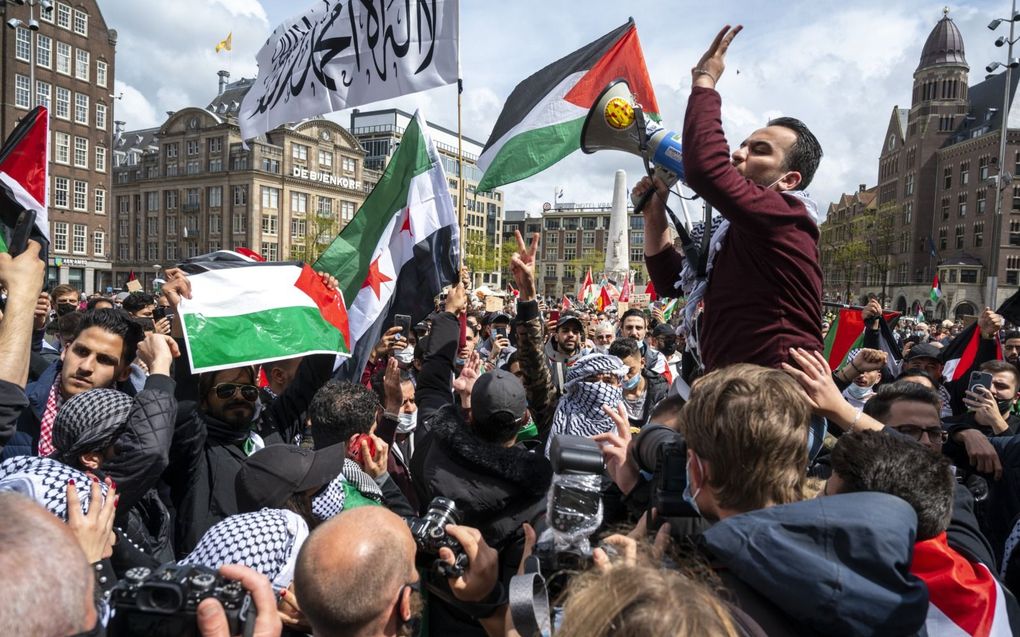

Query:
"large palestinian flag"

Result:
[[0, 105, 49, 251], [476, 19, 658, 192], [314, 111, 459, 379]]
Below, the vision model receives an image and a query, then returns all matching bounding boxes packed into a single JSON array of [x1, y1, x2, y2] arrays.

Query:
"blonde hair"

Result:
[[556, 563, 740, 637]]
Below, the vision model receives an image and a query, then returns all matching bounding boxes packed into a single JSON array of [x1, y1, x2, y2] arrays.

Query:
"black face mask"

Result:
[[659, 337, 678, 357], [56, 302, 78, 316], [998, 399, 1014, 416]]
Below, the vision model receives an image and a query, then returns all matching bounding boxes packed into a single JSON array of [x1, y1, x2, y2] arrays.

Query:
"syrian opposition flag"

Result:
[[177, 261, 350, 373], [931, 273, 943, 302], [313, 111, 459, 380], [476, 19, 658, 191], [0, 105, 49, 251], [910, 533, 1015, 636]]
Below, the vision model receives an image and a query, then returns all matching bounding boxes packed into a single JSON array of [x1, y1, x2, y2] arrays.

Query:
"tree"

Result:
[[289, 212, 342, 264], [462, 228, 501, 286]]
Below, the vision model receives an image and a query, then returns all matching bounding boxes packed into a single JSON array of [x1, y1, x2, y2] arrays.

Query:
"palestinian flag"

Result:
[[619, 273, 632, 302], [579, 268, 595, 304], [941, 322, 1000, 383], [661, 298, 681, 322], [561, 295, 572, 311], [313, 111, 459, 379], [0, 105, 49, 251], [476, 19, 658, 191], [916, 305, 925, 323], [910, 533, 1015, 636], [930, 273, 943, 302], [644, 280, 658, 302], [177, 261, 350, 372], [822, 308, 866, 370]]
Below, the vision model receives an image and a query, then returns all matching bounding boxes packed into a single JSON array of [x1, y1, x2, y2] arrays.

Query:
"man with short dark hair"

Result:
[[638, 26, 823, 373], [544, 312, 591, 394], [122, 292, 156, 318], [608, 337, 667, 429], [828, 430, 1020, 635], [1004, 331, 1020, 370]]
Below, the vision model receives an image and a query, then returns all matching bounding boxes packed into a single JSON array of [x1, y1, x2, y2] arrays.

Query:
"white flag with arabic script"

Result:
[[239, 0, 459, 141]]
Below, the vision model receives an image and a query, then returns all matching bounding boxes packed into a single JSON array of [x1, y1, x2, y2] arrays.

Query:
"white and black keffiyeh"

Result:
[[311, 474, 347, 521], [550, 354, 627, 442], [51, 389, 134, 464], [181, 509, 309, 593], [341, 458, 383, 502], [0, 455, 106, 520]]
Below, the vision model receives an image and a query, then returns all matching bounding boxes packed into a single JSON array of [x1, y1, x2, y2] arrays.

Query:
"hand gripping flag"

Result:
[[0, 105, 49, 252], [477, 19, 658, 191]]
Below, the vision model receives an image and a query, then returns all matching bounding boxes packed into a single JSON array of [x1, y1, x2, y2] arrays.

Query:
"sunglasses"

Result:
[[212, 383, 259, 402]]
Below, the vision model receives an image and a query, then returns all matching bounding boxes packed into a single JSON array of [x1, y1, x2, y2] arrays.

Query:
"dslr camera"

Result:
[[632, 424, 694, 518], [408, 497, 468, 577], [108, 563, 254, 637]]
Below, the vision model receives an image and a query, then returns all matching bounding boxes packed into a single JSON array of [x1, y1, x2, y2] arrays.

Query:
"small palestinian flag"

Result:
[[476, 19, 658, 191], [930, 273, 943, 303]]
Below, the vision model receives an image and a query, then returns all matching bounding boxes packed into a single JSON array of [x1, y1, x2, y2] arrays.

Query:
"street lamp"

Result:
[[985, 1, 1020, 309]]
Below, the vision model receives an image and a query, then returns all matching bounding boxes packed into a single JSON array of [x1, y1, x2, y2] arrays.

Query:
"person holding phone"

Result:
[[947, 361, 1020, 438]]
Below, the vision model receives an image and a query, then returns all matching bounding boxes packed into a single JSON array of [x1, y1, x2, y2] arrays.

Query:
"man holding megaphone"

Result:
[[635, 24, 824, 375]]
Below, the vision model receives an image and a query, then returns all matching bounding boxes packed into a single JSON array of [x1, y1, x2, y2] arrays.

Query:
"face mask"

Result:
[[454, 357, 466, 367], [683, 454, 703, 517], [846, 383, 873, 400], [395, 346, 414, 366], [396, 410, 417, 434], [623, 374, 641, 391], [997, 399, 1014, 416], [56, 302, 77, 316], [659, 338, 678, 357]]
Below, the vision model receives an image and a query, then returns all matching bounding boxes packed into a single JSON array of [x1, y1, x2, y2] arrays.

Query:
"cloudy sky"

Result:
[[102, 0, 1014, 219]]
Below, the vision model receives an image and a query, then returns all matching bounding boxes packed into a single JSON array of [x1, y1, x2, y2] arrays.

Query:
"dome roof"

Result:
[[917, 12, 968, 70]]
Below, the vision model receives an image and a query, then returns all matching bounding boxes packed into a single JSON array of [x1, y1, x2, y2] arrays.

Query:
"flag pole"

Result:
[[455, 9, 465, 274]]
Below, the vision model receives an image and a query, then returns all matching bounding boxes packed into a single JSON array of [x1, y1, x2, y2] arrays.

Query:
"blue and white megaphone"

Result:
[[580, 79, 686, 215]]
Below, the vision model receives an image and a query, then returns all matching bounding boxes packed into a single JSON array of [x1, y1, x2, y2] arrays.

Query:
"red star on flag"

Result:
[[399, 208, 414, 237], [361, 256, 393, 298]]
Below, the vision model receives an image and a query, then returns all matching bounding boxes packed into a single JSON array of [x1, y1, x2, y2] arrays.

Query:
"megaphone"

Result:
[[580, 79, 685, 214]]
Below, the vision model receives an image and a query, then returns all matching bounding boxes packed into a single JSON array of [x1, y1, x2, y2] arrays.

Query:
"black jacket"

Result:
[[167, 339, 335, 555], [626, 368, 668, 429], [0, 379, 28, 451]]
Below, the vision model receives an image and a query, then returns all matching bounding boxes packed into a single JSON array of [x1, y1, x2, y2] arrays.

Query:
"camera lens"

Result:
[[425, 497, 460, 527], [633, 425, 683, 473], [138, 584, 184, 613]]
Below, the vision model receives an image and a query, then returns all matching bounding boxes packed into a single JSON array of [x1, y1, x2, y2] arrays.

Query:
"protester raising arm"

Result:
[[782, 348, 886, 433], [415, 280, 467, 425], [0, 241, 44, 448], [942, 308, 1003, 415]]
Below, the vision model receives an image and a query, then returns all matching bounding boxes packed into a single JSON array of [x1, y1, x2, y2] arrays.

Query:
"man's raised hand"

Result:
[[510, 230, 539, 301], [692, 25, 743, 88]]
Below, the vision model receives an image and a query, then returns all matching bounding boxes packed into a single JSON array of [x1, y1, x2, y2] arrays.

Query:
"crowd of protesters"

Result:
[[7, 22, 1020, 637]]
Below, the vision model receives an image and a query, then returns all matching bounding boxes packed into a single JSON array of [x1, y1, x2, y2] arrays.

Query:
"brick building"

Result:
[[0, 0, 116, 293]]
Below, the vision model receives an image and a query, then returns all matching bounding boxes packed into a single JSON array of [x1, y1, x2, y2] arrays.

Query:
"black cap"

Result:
[[651, 324, 676, 338], [485, 312, 512, 325], [471, 369, 527, 422], [235, 443, 346, 513], [556, 313, 584, 331], [903, 342, 942, 362]]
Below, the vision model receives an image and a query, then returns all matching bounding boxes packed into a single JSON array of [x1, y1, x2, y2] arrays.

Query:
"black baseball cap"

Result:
[[235, 443, 346, 513], [556, 313, 584, 331], [652, 324, 676, 338], [484, 312, 512, 325], [903, 342, 942, 362], [471, 369, 527, 422]]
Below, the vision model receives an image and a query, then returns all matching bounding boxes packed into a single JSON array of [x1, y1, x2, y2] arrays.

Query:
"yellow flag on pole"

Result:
[[215, 32, 232, 53]]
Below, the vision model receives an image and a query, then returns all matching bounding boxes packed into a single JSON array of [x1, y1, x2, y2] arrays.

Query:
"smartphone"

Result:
[[394, 313, 412, 340], [968, 371, 994, 394], [494, 326, 508, 340], [7, 210, 35, 257], [347, 433, 376, 464]]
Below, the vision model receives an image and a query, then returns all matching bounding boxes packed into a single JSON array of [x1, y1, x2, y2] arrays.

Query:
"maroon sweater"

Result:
[[646, 87, 822, 371]]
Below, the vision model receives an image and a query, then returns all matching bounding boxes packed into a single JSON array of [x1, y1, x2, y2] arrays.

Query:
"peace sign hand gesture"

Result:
[[692, 24, 743, 88], [510, 230, 539, 302]]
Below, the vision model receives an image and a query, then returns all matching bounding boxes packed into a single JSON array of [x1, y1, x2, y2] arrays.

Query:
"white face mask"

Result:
[[396, 410, 418, 434], [845, 383, 873, 400]]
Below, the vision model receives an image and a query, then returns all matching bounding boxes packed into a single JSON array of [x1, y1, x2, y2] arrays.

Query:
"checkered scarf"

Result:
[[0, 455, 106, 520], [341, 458, 382, 502], [550, 354, 627, 442], [37, 376, 63, 457], [181, 509, 309, 593], [311, 474, 347, 521], [51, 389, 134, 464]]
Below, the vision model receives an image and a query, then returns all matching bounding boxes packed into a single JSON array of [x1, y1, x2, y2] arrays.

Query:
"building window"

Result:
[[207, 186, 222, 208], [35, 35, 52, 69], [976, 190, 986, 215], [54, 222, 68, 252], [958, 192, 967, 217], [955, 225, 965, 249], [166, 242, 177, 260], [14, 75, 30, 109], [232, 186, 247, 206], [164, 190, 177, 210], [544, 247, 557, 260], [341, 201, 355, 221], [904, 173, 914, 196], [93, 230, 104, 257], [55, 87, 70, 119], [146, 191, 159, 211], [631, 248, 644, 263], [73, 180, 87, 211], [72, 9, 87, 36], [96, 60, 107, 87], [165, 143, 178, 159], [630, 216, 645, 229], [564, 247, 576, 260], [292, 144, 308, 161], [185, 188, 200, 206], [291, 192, 308, 214], [262, 214, 278, 235], [209, 214, 221, 234], [291, 219, 306, 237], [208, 137, 222, 154], [73, 136, 88, 168], [939, 226, 947, 250], [342, 157, 357, 173], [94, 188, 105, 214], [546, 234, 557, 245], [961, 269, 978, 284], [261, 241, 278, 262], [15, 27, 31, 61], [74, 93, 88, 124], [903, 201, 913, 224], [317, 197, 332, 216], [32, 81, 50, 110], [165, 216, 176, 235], [980, 156, 990, 181], [186, 161, 200, 175], [944, 166, 952, 190], [545, 264, 557, 278], [233, 212, 247, 234], [318, 150, 333, 169], [72, 224, 86, 254], [54, 132, 70, 164], [54, 177, 69, 208], [261, 187, 280, 209], [95, 103, 107, 130], [56, 41, 71, 74], [632, 231, 644, 245], [261, 158, 280, 173], [74, 49, 89, 81], [974, 222, 984, 247], [95, 147, 107, 172], [960, 161, 970, 186], [186, 140, 199, 156], [1013, 185, 1020, 210], [56, 3, 71, 29], [564, 234, 577, 246]]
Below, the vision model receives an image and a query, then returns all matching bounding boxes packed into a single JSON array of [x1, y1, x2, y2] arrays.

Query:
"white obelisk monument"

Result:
[[604, 169, 630, 284]]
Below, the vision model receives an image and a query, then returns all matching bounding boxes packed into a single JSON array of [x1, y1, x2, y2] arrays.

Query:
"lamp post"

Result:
[[986, 0, 1020, 309]]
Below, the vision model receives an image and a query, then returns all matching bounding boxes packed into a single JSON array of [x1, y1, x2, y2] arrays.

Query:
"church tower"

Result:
[[909, 8, 969, 137]]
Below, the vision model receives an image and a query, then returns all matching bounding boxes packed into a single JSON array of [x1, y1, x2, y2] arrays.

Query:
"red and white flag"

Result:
[[941, 322, 1000, 382], [619, 273, 632, 303], [644, 280, 658, 302], [579, 268, 595, 304], [561, 295, 572, 311], [0, 105, 49, 245], [910, 533, 1015, 636]]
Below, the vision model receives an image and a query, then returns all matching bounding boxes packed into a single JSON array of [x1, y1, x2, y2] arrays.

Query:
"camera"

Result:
[[408, 497, 468, 578], [108, 564, 254, 637], [632, 424, 693, 518]]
